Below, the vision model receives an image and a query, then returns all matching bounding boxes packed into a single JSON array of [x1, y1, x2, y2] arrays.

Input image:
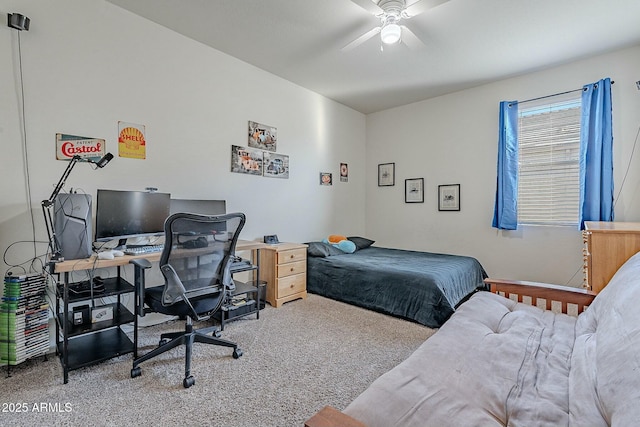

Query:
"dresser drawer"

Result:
[[277, 248, 306, 264], [277, 274, 306, 298], [276, 260, 306, 278]]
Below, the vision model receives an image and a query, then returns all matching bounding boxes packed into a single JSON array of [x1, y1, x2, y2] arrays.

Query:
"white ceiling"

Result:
[[107, 0, 640, 114]]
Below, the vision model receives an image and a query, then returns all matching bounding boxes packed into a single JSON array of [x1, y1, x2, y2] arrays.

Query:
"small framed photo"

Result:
[[378, 163, 395, 186], [340, 163, 348, 182], [405, 178, 424, 203], [438, 184, 460, 211], [320, 172, 332, 186]]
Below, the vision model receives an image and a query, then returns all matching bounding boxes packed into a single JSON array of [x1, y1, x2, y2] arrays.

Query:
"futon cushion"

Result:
[[344, 291, 577, 427], [569, 251, 640, 426]]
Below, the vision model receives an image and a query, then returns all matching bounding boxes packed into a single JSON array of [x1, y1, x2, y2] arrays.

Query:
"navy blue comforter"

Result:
[[307, 246, 488, 328]]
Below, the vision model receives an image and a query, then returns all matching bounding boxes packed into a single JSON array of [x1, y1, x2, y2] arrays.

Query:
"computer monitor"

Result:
[[169, 199, 228, 235], [94, 189, 171, 244], [169, 199, 226, 216]]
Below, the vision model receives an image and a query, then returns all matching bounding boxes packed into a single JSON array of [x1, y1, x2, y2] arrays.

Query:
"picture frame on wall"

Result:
[[378, 162, 395, 186], [405, 178, 424, 203], [230, 145, 263, 176], [320, 172, 333, 186], [248, 121, 277, 152], [438, 184, 461, 211], [263, 152, 289, 179]]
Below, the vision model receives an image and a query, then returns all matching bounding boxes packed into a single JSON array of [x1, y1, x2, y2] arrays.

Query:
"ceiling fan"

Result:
[[342, 0, 449, 51]]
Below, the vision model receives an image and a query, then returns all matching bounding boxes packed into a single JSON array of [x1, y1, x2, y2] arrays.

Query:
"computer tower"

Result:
[[54, 193, 93, 260]]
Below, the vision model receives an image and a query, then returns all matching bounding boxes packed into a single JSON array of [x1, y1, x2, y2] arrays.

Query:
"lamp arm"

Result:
[[42, 155, 82, 207]]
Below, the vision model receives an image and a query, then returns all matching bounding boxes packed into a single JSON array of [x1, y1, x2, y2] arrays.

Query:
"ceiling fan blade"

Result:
[[404, 0, 450, 18], [400, 25, 426, 50], [349, 0, 384, 16], [342, 26, 382, 51]]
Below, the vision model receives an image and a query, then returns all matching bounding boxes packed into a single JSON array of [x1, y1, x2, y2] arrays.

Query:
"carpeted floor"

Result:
[[1, 294, 434, 427]]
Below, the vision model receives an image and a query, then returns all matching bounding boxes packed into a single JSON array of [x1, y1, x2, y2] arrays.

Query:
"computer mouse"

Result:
[[98, 251, 115, 260], [112, 250, 124, 257]]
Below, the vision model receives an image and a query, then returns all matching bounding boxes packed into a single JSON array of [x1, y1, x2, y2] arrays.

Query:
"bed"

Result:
[[306, 238, 488, 328]]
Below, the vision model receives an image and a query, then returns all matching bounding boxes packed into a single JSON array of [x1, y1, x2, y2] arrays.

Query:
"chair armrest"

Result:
[[484, 278, 597, 315], [304, 406, 366, 427], [130, 258, 152, 316]]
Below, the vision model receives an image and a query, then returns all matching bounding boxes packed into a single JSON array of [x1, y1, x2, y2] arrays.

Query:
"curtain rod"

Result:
[[509, 80, 615, 107]]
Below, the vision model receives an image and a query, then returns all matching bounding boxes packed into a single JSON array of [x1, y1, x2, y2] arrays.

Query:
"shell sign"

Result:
[[118, 121, 146, 159]]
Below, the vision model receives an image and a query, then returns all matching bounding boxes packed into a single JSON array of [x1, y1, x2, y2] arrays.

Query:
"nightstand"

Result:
[[259, 242, 308, 307]]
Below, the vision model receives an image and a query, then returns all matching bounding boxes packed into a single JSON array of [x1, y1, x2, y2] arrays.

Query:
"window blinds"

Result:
[[517, 100, 581, 226]]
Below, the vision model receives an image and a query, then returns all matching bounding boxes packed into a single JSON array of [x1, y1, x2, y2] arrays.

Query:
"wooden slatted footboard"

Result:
[[484, 278, 597, 315]]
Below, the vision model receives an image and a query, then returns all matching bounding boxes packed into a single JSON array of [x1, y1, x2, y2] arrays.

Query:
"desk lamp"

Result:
[[41, 153, 113, 261]]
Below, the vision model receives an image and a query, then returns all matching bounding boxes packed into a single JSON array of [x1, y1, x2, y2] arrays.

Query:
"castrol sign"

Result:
[[56, 133, 106, 161]]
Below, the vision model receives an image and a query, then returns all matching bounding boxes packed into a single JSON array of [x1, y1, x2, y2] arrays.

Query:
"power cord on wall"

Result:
[[4, 17, 42, 277], [613, 125, 640, 209], [3, 14, 48, 280]]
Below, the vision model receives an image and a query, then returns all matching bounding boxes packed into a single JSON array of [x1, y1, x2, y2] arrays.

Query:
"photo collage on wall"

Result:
[[231, 121, 289, 179]]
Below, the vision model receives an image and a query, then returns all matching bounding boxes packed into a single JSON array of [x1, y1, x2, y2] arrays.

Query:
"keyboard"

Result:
[[123, 245, 164, 256]]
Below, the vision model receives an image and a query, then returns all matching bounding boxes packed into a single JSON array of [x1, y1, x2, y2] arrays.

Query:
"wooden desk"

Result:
[[53, 239, 266, 272], [51, 239, 266, 383]]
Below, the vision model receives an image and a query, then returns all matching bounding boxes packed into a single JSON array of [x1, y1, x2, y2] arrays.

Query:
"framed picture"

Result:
[[438, 184, 461, 211], [340, 163, 348, 182], [320, 172, 332, 186], [378, 163, 395, 186], [230, 145, 263, 176], [248, 120, 277, 152], [405, 178, 424, 203], [263, 152, 289, 179]]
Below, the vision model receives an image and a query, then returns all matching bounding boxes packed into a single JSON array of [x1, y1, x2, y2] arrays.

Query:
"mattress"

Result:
[[306, 246, 488, 328]]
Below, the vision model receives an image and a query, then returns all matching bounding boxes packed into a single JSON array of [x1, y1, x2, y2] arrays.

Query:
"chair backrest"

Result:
[[159, 212, 246, 312]]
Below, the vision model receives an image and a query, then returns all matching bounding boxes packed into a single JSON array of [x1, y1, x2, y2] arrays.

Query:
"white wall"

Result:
[[0, 0, 366, 279], [366, 45, 640, 286], [3, 1, 639, 291]]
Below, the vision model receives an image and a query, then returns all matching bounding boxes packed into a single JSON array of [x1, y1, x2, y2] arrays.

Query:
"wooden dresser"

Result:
[[583, 221, 640, 293], [259, 242, 308, 307]]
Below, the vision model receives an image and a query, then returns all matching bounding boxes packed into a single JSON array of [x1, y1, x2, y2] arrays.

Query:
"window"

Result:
[[517, 97, 581, 226]]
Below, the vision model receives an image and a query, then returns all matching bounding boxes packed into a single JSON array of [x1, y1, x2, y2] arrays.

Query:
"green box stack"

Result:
[[1, 274, 49, 366]]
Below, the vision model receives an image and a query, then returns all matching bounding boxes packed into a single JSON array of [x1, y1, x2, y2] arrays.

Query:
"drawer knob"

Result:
[[290, 284, 294, 288], [290, 267, 294, 272], [290, 254, 294, 259]]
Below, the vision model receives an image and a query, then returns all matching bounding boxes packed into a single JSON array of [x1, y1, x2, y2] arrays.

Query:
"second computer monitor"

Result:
[[169, 199, 226, 216]]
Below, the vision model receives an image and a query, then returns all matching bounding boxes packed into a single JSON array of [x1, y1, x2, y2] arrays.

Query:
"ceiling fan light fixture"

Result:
[[380, 22, 401, 44]]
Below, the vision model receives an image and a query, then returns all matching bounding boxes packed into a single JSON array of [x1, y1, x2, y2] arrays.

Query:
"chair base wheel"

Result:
[[131, 367, 141, 378], [233, 348, 243, 359], [159, 339, 168, 346], [183, 376, 195, 388]]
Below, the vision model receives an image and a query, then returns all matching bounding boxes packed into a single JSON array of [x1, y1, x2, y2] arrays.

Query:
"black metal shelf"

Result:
[[215, 279, 266, 329], [57, 328, 134, 371], [56, 276, 134, 303], [54, 266, 138, 383], [56, 302, 135, 337]]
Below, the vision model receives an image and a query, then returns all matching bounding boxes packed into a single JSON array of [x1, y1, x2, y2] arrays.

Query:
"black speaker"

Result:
[[8, 13, 30, 31], [54, 193, 92, 260]]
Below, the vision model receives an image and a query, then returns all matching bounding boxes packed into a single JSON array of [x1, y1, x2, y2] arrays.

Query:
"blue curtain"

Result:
[[579, 78, 614, 229], [492, 101, 519, 230]]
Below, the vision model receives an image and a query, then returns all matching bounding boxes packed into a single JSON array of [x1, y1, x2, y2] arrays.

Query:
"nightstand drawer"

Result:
[[277, 248, 306, 264], [276, 260, 306, 278], [277, 274, 306, 298]]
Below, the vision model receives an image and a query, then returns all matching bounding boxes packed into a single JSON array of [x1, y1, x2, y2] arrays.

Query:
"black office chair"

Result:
[[130, 212, 245, 388]]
